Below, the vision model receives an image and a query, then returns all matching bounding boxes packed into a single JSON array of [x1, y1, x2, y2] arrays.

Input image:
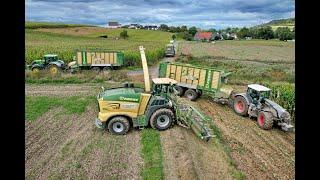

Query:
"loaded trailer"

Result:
[[70, 50, 125, 72], [159, 62, 233, 103]]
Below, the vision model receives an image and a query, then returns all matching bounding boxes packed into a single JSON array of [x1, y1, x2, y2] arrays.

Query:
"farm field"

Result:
[[25, 23, 173, 66], [25, 24, 295, 180]]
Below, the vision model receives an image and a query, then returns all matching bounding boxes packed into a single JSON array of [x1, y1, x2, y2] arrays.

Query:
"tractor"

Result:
[[94, 46, 214, 141], [27, 54, 67, 75], [233, 84, 294, 131]]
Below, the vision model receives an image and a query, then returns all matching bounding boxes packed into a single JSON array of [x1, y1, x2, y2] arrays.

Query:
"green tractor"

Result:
[[27, 54, 67, 75], [95, 46, 214, 141]]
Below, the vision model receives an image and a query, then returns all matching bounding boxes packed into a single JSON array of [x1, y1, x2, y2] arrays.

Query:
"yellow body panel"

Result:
[[87, 52, 92, 64], [175, 66, 182, 81], [77, 52, 82, 64], [192, 68, 200, 86], [211, 72, 220, 89], [138, 93, 151, 115]]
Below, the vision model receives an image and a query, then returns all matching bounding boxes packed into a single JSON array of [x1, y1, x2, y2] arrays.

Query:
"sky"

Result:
[[25, 0, 295, 30]]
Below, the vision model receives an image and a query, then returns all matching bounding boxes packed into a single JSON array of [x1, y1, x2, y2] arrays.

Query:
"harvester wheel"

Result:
[[233, 96, 248, 116], [257, 111, 274, 130], [184, 89, 198, 101], [49, 65, 60, 76], [107, 116, 130, 135], [173, 86, 185, 96], [150, 109, 174, 131]]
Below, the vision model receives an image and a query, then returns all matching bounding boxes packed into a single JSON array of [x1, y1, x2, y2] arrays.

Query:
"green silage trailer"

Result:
[[159, 62, 233, 102], [73, 50, 124, 71]]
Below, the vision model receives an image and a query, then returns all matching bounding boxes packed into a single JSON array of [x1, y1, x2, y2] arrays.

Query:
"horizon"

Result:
[[26, 0, 295, 30]]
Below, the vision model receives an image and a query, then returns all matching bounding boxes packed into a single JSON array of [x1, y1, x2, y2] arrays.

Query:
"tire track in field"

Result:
[[25, 104, 143, 180], [197, 98, 295, 180]]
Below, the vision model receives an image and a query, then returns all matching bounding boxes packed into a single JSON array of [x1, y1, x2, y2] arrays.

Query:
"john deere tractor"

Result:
[[233, 84, 294, 131], [27, 54, 66, 75], [95, 46, 214, 141]]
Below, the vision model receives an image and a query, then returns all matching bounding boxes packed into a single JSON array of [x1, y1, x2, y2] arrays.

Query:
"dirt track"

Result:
[[25, 105, 143, 179], [197, 98, 295, 180]]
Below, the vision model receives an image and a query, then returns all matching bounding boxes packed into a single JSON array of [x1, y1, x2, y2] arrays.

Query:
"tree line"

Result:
[[158, 24, 295, 41]]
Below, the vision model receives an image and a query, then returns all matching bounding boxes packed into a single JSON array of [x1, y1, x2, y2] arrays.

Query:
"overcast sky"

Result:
[[25, 0, 295, 29]]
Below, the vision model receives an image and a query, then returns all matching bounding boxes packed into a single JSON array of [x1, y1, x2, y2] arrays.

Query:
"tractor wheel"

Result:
[[102, 66, 112, 72], [91, 67, 100, 73], [32, 67, 40, 74], [233, 96, 249, 116], [184, 89, 198, 101], [257, 111, 274, 130], [49, 65, 60, 76], [150, 109, 174, 131], [107, 116, 130, 135], [173, 86, 185, 96]]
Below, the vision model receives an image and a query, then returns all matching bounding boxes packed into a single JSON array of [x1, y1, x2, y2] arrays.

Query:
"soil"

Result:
[[25, 105, 143, 180]]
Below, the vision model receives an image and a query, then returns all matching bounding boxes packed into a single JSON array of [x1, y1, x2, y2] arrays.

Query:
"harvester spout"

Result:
[[139, 46, 151, 92]]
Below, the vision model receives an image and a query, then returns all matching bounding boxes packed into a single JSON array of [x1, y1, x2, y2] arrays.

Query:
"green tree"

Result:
[[181, 25, 188, 32], [275, 27, 293, 41], [120, 29, 129, 39], [172, 34, 176, 40], [159, 24, 169, 31], [237, 27, 250, 39], [188, 26, 198, 36]]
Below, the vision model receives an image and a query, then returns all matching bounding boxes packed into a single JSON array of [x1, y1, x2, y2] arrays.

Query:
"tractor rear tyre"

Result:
[[49, 65, 60, 76], [173, 86, 185, 96], [233, 96, 249, 116], [184, 89, 198, 101], [107, 116, 130, 135], [150, 109, 174, 131], [257, 111, 274, 130]]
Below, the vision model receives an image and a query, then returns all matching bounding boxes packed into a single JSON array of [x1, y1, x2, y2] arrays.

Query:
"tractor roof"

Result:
[[44, 54, 58, 57], [152, 78, 177, 85], [248, 84, 271, 91], [166, 44, 174, 47]]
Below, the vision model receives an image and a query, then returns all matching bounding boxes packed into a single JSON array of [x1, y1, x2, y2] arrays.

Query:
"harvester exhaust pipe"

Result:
[[139, 46, 151, 92]]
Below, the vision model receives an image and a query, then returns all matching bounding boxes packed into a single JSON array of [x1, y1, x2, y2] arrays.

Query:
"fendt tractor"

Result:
[[27, 54, 67, 75], [94, 46, 214, 141], [233, 84, 294, 131]]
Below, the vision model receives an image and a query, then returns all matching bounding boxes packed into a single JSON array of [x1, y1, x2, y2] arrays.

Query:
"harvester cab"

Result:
[[94, 46, 215, 141]]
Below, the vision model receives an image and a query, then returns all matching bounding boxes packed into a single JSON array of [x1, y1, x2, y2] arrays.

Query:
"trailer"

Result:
[[159, 62, 233, 102], [72, 50, 125, 72]]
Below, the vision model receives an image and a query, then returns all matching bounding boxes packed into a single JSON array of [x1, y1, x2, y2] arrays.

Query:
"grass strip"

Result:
[[140, 129, 164, 180]]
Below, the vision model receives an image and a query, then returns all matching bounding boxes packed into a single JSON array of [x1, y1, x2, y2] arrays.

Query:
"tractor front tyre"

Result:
[[32, 67, 40, 74], [173, 86, 185, 96], [49, 65, 60, 76], [107, 116, 130, 135], [233, 96, 249, 116], [184, 89, 198, 101], [150, 109, 174, 131], [257, 111, 274, 130]]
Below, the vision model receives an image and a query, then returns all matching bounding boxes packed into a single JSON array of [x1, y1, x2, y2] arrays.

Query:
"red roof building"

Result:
[[194, 31, 213, 41]]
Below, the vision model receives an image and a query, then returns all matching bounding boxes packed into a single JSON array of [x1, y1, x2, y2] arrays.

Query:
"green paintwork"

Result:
[[101, 88, 141, 102], [32, 59, 45, 65], [159, 62, 167, 77], [117, 53, 124, 66]]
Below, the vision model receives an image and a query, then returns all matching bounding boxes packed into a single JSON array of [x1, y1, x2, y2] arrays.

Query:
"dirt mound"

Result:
[[197, 99, 295, 180], [25, 105, 143, 179]]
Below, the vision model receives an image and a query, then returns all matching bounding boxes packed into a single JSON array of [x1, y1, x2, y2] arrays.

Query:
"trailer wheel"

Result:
[[107, 116, 130, 135], [150, 109, 174, 131], [257, 111, 274, 130], [102, 66, 112, 72], [173, 86, 185, 96], [91, 67, 100, 73], [233, 96, 248, 116], [184, 89, 198, 101]]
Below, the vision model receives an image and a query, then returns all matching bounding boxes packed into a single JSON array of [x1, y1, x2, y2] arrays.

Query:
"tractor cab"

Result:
[[44, 54, 58, 64], [247, 84, 271, 104]]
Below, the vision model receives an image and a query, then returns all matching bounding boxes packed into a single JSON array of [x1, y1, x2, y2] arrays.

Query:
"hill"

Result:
[[255, 18, 295, 31], [25, 21, 95, 29]]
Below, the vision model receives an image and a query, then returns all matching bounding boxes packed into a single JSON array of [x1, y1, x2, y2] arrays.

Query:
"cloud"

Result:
[[26, 0, 295, 29]]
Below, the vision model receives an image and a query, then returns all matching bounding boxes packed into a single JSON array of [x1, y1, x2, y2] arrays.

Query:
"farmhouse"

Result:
[[144, 25, 159, 30], [194, 31, 213, 41], [226, 32, 238, 39], [128, 24, 143, 29], [107, 21, 121, 28]]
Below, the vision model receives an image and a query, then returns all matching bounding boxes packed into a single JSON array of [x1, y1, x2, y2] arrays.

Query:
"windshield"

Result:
[[260, 91, 270, 99]]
